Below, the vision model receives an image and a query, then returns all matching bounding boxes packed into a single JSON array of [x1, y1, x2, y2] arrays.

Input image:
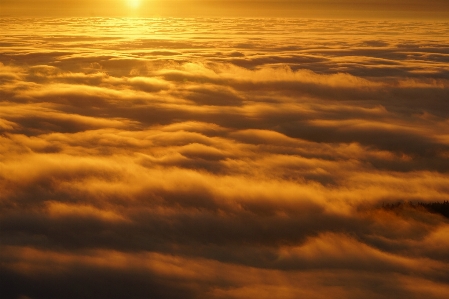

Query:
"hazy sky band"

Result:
[[2, 0, 449, 18]]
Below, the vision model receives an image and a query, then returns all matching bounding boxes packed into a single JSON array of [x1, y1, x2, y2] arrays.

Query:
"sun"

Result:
[[127, 0, 141, 9]]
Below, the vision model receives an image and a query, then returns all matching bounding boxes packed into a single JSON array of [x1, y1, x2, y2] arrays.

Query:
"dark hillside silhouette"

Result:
[[383, 201, 449, 219]]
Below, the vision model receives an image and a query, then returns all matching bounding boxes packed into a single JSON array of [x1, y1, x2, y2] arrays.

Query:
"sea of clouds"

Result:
[[1, 18, 449, 299]]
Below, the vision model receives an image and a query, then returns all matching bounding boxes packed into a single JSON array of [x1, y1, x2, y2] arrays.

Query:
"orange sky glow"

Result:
[[1, 1, 449, 299], [1, 0, 449, 18]]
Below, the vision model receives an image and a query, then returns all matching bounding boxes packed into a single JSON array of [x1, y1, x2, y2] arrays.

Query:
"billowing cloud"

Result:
[[1, 18, 449, 299]]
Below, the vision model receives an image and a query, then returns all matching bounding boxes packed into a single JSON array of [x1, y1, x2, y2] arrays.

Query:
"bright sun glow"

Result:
[[127, 0, 141, 9]]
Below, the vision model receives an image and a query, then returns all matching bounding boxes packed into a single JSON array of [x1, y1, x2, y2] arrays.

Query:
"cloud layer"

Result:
[[1, 18, 449, 299]]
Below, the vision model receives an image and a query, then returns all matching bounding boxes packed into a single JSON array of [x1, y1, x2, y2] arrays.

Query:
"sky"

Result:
[[1, 4, 449, 299], [1, 0, 449, 18]]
